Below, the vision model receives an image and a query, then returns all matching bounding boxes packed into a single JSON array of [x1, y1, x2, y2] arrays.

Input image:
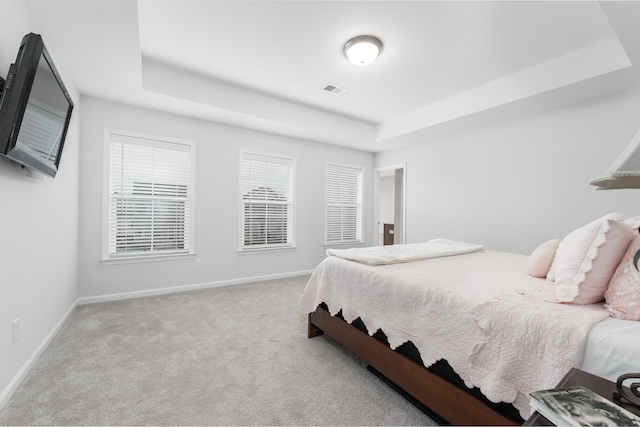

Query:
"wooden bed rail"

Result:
[[308, 309, 519, 426]]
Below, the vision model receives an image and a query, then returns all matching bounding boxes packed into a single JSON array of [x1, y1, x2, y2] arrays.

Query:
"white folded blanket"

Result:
[[326, 238, 484, 266]]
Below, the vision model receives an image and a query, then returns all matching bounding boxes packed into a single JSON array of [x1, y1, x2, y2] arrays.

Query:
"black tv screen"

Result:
[[0, 33, 74, 178]]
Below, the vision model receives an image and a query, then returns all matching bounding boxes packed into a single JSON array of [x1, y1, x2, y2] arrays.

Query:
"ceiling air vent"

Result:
[[323, 83, 346, 96]]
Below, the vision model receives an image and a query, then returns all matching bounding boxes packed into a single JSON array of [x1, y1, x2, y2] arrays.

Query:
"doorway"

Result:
[[374, 163, 406, 246]]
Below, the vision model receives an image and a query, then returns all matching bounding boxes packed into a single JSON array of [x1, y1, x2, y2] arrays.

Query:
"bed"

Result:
[[299, 214, 640, 426]]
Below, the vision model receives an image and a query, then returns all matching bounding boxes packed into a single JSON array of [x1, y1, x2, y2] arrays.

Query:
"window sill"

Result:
[[101, 252, 195, 265], [238, 246, 297, 255], [324, 241, 365, 249]]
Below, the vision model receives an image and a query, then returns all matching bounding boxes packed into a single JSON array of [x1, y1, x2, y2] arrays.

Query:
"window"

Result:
[[103, 129, 195, 262], [325, 163, 363, 245], [240, 150, 295, 250]]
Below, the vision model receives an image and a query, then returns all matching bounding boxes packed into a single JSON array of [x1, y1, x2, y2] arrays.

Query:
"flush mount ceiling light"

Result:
[[343, 35, 383, 66]]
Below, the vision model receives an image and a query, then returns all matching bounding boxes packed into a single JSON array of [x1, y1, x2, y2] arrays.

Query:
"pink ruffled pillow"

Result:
[[525, 239, 561, 278], [553, 213, 634, 304], [605, 231, 640, 320]]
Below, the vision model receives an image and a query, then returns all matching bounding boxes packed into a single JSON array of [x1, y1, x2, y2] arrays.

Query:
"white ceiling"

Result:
[[22, 1, 640, 152]]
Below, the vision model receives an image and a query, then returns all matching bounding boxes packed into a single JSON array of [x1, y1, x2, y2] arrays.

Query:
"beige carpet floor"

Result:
[[0, 275, 436, 426]]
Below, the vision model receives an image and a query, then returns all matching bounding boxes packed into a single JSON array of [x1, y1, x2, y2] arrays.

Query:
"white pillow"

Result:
[[525, 239, 561, 278], [553, 213, 634, 304], [546, 250, 559, 283]]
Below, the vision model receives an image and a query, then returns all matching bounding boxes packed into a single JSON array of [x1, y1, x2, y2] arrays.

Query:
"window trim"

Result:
[[238, 148, 296, 253], [101, 128, 196, 263], [325, 162, 364, 246]]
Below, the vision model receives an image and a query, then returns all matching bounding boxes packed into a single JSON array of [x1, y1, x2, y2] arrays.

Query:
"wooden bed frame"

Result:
[[308, 307, 520, 426]]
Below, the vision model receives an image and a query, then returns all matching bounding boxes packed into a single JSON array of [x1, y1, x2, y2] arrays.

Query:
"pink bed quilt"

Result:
[[299, 249, 610, 419]]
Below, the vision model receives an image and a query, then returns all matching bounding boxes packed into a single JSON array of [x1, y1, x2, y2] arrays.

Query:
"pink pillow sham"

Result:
[[525, 239, 561, 278], [605, 230, 640, 320], [553, 213, 634, 305]]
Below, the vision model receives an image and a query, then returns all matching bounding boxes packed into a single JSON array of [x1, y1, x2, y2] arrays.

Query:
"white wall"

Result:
[[78, 97, 374, 298], [375, 88, 640, 255], [0, 0, 81, 407]]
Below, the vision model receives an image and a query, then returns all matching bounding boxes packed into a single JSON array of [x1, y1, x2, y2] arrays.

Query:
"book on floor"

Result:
[[529, 385, 640, 426]]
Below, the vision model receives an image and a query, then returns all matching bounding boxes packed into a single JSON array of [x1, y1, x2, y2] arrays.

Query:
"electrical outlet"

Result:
[[12, 318, 20, 344], [195, 259, 202, 269]]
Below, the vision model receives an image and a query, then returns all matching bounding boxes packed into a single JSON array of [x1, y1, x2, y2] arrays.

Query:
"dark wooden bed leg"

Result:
[[308, 313, 325, 338]]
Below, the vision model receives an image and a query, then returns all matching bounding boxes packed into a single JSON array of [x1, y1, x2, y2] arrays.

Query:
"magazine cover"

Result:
[[530, 386, 640, 426]]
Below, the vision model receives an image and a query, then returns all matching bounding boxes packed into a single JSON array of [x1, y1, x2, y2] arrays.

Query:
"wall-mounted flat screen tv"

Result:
[[0, 33, 74, 178]]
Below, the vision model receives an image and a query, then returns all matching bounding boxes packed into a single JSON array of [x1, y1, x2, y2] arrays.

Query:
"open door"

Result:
[[374, 164, 406, 246]]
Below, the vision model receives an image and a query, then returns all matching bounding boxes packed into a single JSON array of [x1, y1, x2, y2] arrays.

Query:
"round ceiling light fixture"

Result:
[[343, 35, 383, 66]]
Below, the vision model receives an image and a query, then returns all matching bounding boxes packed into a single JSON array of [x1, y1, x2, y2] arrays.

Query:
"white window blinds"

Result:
[[326, 163, 363, 244], [106, 131, 194, 259], [241, 150, 295, 249]]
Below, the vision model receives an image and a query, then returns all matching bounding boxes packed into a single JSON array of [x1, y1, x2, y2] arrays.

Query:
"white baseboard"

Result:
[[77, 269, 314, 305], [0, 298, 79, 411]]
